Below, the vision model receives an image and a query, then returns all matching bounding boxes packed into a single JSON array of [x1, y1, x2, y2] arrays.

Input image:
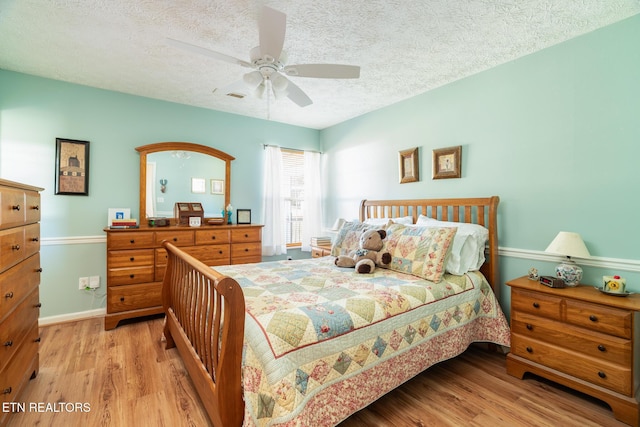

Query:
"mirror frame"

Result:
[[136, 142, 235, 221]]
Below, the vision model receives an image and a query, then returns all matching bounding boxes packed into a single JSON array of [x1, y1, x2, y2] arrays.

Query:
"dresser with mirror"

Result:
[[103, 142, 262, 330]]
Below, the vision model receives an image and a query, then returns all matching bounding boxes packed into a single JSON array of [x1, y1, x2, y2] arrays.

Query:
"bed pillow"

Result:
[[415, 215, 489, 275], [330, 221, 373, 256], [363, 216, 413, 226], [382, 223, 457, 283]]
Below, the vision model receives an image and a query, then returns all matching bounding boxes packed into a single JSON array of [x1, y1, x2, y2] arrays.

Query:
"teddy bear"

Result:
[[335, 229, 392, 274]]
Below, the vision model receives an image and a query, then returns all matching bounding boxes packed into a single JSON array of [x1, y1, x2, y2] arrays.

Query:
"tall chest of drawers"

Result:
[[506, 276, 640, 426], [0, 179, 43, 427], [104, 224, 262, 330]]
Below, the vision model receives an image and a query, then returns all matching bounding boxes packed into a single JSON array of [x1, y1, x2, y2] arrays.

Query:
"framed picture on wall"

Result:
[[398, 147, 419, 183], [211, 179, 224, 195], [432, 145, 461, 179], [55, 138, 90, 195], [191, 177, 206, 193]]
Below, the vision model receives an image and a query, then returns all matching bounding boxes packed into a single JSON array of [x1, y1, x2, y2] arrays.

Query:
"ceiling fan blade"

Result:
[[259, 6, 286, 61], [284, 64, 360, 79], [284, 78, 312, 107], [167, 38, 252, 68]]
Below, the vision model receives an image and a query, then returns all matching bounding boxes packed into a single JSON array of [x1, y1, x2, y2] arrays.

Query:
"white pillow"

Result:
[[364, 216, 413, 226], [415, 215, 489, 275]]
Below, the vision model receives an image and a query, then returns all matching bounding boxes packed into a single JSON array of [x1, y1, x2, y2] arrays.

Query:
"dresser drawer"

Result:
[[0, 254, 40, 323], [565, 299, 632, 339], [0, 227, 25, 273], [23, 223, 40, 259], [108, 231, 155, 249], [231, 228, 261, 243], [511, 288, 562, 321], [511, 311, 631, 366], [231, 242, 261, 260], [511, 334, 631, 395], [155, 230, 194, 247], [107, 266, 155, 286], [0, 324, 39, 407], [0, 288, 39, 372], [0, 187, 26, 229], [107, 282, 162, 313], [108, 249, 155, 268], [24, 190, 41, 224], [186, 244, 230, 265], [195, 229, 230, 245]]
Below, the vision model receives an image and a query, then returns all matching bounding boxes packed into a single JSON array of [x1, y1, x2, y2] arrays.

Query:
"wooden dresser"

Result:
[[104, 224, 262, 330], [506, 276, 640, 426], [0, 179, 42, 426]]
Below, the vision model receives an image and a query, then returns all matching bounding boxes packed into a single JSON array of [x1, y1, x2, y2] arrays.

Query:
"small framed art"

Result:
[[398, 147, 419, 183], [237, 209, 251, 224], [55, 138, 90, 195], [191, 177, 206, 193], [432, 145, 461, 179], [211, 179, 224, 195]]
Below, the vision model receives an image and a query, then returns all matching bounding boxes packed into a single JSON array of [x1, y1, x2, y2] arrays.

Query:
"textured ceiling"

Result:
[[1, 1, 639, 129]]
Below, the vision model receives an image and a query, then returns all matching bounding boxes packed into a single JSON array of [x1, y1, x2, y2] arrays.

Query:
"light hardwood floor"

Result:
[[6, 316, 627, 427]]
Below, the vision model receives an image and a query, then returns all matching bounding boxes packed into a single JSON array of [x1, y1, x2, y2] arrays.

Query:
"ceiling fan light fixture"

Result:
[[243, 70, 263, 90], [271, 73, 289, 93]]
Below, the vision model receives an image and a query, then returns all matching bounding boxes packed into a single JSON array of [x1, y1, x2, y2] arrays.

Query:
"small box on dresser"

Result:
[[506, 276, 640, 426], [0, 179, 43, 427]]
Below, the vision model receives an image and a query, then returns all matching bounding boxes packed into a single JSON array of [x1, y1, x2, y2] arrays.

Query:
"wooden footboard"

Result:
[[162, 241, 245, 427]]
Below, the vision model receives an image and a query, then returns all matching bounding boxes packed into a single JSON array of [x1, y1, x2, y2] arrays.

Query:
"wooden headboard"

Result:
[[359, 196, 500, 299]]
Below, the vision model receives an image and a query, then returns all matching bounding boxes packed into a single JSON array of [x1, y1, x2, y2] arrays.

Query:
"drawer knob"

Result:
[[245, 233, 249, 238], [130, 239, 135, 244], [32, 205, 40, 210], [12, 204, 20, 211], [130, 257, 135, 261], [219, 250, 223, 254], [4, 340, 13, 347], [35, 337, 41, 343], [244, 248, 249, 252], [5, 292, 13, 299], [34, 303, 42, 308], [2, 387, 12, 395], [129, 274, 135, 279], [526, 324, 533, 331], [36, 268, 43, 273], [11, 244, 20, 251], [120, 297, 125, 302], [589, 314, 598, 322], [526, 346, 533, 353], [173, 237, 178, 242], [598, 371, 606, 379], [532, 302, 540, 309], [211, 236, 216, 240], [32, 237, 39, 242], [598, 344, 606, 352]]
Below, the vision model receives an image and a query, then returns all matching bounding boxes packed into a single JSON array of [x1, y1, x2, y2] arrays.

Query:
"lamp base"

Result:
[[555, 259, 582, 287]]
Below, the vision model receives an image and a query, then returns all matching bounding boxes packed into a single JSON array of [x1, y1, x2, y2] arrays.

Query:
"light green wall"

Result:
[[0, 71, 319, 318], [321, 15, 640, 309]]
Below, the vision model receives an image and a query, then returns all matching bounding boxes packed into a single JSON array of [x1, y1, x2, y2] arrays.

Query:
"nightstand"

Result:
[[506, 276, 640, 426], [311, 244, 332, 258]]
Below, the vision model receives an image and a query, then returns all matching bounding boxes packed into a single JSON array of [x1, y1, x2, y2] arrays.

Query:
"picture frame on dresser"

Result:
[[55, 138, 90, 195], [237, 209, 251, 224]]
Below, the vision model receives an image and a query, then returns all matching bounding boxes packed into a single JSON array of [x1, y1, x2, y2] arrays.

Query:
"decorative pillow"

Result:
[[415, 215, 489, 275], [364, 216, 413, 226], [330, 221, 373, 256], [382, 223, 457, 283]]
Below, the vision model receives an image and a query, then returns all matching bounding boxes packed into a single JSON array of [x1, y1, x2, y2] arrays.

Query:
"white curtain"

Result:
[[146, 162, 156, 218], [301, 151, 323, 252], [262, 146, 287, 256]]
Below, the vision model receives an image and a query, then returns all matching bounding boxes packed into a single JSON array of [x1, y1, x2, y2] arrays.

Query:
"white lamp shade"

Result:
[[545, 231, 590, 258], [243, 71, 264, 91]]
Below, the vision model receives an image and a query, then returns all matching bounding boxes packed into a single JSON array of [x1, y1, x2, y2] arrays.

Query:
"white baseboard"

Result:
[[39, 308, 106, 326]]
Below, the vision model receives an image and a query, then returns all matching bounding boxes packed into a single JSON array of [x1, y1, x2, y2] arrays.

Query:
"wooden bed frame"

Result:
[[162, 196, 500, 427]]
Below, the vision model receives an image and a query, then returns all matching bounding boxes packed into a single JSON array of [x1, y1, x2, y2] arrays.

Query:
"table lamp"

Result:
[[544, 231, 591, 287]]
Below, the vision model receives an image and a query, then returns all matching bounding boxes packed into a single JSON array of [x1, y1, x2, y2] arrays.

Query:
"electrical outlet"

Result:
[[89, 276, 100, 289], [78, 277, 89, 290]]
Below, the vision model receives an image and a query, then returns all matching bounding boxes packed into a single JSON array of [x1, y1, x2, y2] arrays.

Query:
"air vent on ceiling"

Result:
[[226, 92, 245, 99]]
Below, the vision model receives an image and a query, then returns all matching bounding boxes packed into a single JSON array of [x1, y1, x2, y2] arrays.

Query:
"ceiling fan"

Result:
[[167, 6, 360, 107]]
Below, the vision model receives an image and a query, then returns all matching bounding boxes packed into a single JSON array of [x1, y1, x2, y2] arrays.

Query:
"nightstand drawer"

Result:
[[511, 311, 631, 366], [511, 288, 562, 320], [565, 299, 632, 339], [108, 249, 155, 268], [511, 334, 631, 395]]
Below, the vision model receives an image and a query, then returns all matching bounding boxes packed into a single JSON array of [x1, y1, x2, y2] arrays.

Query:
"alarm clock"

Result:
[[539, 275, 565, 288]]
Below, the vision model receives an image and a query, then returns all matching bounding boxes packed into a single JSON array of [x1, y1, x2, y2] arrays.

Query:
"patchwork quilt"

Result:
[[214, 256, 511, 427]]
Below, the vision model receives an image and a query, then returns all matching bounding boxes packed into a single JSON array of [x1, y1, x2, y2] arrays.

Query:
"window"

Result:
[[281, 149, 304, 246]]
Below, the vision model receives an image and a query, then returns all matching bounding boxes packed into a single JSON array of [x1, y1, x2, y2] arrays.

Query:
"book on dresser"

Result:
[[311, 236, 332, 246]]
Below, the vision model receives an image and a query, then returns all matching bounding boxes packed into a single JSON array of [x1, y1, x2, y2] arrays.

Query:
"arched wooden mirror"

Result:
[[136, 142, 234, 221]]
